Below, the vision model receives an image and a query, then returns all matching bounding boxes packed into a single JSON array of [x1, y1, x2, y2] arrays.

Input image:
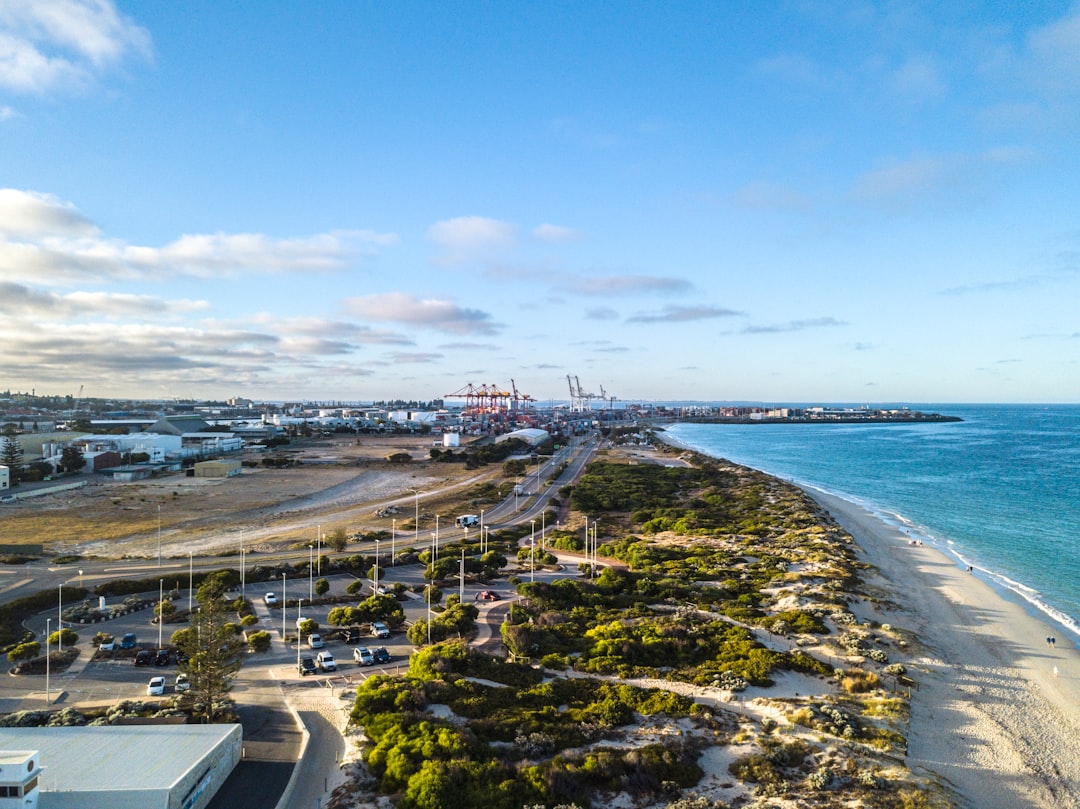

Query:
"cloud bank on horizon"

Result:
[[1, 1, 1078, 403]]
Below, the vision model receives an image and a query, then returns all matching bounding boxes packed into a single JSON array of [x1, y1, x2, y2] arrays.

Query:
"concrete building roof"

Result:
[[495, 428, 550, 446], [0, 724, 240, 793]]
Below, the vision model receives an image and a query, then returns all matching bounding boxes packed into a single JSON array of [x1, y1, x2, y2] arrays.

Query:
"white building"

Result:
[[0, 465, 8, 491], [0, 749, 40, 808], [0, 725, 240, 809]]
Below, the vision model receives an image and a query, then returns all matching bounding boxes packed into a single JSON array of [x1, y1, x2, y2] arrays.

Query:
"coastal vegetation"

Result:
[[343, 449, 952, 808]]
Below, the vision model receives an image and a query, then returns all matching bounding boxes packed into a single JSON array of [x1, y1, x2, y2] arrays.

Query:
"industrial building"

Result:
[[0, 724, 241, 809], [193, 459, 242, 478]]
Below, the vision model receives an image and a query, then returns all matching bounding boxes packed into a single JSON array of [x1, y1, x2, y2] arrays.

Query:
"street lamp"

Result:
[[409, 488, 420, 550], [157, 504, 162, 567], [460, 547, 466, 603], [435, 515, 440, 560], [241, 545, 245, 602], [297, 598, 304, 673], [45, 618, 50, 706], [374, 539, 380, 595], [57, 584, 62, 653], [425, 584, 432, 645], [391, 518, 396, 566], [158, 579, 164, 650], [308, 545, 314, 601], [317, 525, 322, 576], [479, 510, 485, 554], [188, 552, 193, 615], [530, 520, 536, 584], [281, 573, 287, 643]]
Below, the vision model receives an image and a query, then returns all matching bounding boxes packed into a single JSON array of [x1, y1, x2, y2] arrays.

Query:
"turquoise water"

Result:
[[664, 405, 1080, 638]]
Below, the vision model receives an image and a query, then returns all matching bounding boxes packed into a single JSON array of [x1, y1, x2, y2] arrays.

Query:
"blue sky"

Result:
[[1, 1, 1078, 404]]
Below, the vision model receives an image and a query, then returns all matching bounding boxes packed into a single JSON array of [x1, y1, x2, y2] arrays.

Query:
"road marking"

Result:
[[0, 578, 32, 595], [102, 564, 185, 573]]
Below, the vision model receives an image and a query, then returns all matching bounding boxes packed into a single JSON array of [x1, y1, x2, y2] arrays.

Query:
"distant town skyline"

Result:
[[1, 2, 1078, 403]]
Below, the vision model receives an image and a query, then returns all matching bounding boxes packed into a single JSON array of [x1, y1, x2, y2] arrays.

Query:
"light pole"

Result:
[[479, 510, 485, 554], [317, 524, 322, 576], [241, 545, 245, 602], [426, 584, 432, 645], [188, 552, 193, 615], [157, 504, 162, 567], [57, 584, 62, 653], [297, 599, 303, 672], [460, 547, 466, 603], [158, 579, 164, 650], [541, 512, 546, 551], [530, 520, 536, 584], [45, 618, 50, 706], [409, 488, 420, 550], [391, 518, 396, 566], [374, 539, 380, 595], [281, 573, 287, 643], [308, 545, 314, 601], [435, 515, 440, 560]]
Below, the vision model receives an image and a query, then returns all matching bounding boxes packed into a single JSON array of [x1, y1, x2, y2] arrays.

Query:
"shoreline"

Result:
[[653, 432, 1080, 806], [805, 485, 1080, 808], [657, 425, 1080, 645]]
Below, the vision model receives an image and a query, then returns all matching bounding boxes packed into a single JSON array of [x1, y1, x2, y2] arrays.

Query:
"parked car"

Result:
[[341, 627, 361, 644], [372, 647, 391, 664], [370, 621, 390, 639], [175, 673, 190, 692], [133, 650, 151, 666], [120, 633, 138, 649], [479, 590, 500, 601], [353, 646, 373, 666], [263, 592, 278, 605], [307, 633, 324, 649], [176, 649, 189, 664], [147, 676, 165, 696], [154, 649, 170, 666], [298, 656, 317, 676], [98, 637, 115, 652], [316, 651, 337, 672]]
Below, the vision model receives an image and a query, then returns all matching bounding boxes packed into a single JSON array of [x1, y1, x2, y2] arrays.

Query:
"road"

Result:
[[1, 431, 602, 809]]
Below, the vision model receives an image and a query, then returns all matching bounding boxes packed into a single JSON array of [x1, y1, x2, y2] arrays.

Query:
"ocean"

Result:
[[663, 404, 1080, 640]]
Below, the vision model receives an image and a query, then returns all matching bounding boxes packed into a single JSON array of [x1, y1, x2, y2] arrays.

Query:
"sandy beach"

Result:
[[806, 487, 1080, 808]]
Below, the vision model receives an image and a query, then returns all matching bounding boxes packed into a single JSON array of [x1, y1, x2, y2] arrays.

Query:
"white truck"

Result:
[[455, 514, 480, 528]]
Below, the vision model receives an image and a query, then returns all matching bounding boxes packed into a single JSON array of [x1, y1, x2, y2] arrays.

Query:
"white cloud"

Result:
[[0, 0, 152, 95], [343, 292, 500, 336], [0, 189, 397, 284], [1026, 7, 1080, 96], [627, 305, 743, 324], [532, 223, 583, 243], [0, 188, 98, 237], [561, 274, 693, 296], [0, 104, 17, 120], [426, 216, 516, 251]]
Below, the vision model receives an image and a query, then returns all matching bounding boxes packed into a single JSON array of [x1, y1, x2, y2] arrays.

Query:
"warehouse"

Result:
[[0, 724, 241, 809], [192, 459, 242, 478]]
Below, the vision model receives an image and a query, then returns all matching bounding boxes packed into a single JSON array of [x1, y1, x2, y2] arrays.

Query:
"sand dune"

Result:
[[806, 487, 1080, 809]]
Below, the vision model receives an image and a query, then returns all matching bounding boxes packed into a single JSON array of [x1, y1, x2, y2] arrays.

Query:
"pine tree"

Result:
[[176, 585, 246, 723], [0, 434, 23, 487]]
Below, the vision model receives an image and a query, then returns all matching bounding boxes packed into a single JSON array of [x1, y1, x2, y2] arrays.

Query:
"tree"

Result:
[[176, 590, 246, 723], [314, 577, 330, 596], [59, 446, 86, 473], [325, 528, 349, 552], [0, 434, 23, 486]]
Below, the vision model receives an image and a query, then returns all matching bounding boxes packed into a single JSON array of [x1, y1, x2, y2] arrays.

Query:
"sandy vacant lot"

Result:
[[1, 435, 501, 559]]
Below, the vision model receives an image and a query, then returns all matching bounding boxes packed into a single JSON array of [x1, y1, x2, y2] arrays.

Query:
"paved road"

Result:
[[0, 432, 604, 807]]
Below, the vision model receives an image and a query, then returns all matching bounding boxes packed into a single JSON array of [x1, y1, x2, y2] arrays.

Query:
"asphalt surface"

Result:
[[1, 433, 603, 808]]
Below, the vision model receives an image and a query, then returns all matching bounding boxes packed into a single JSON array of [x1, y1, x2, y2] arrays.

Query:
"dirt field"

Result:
[[0, 435, 503, 559]]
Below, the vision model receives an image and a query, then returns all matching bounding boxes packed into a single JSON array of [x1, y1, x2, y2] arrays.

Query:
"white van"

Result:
[[455, 514, 479, 528]]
